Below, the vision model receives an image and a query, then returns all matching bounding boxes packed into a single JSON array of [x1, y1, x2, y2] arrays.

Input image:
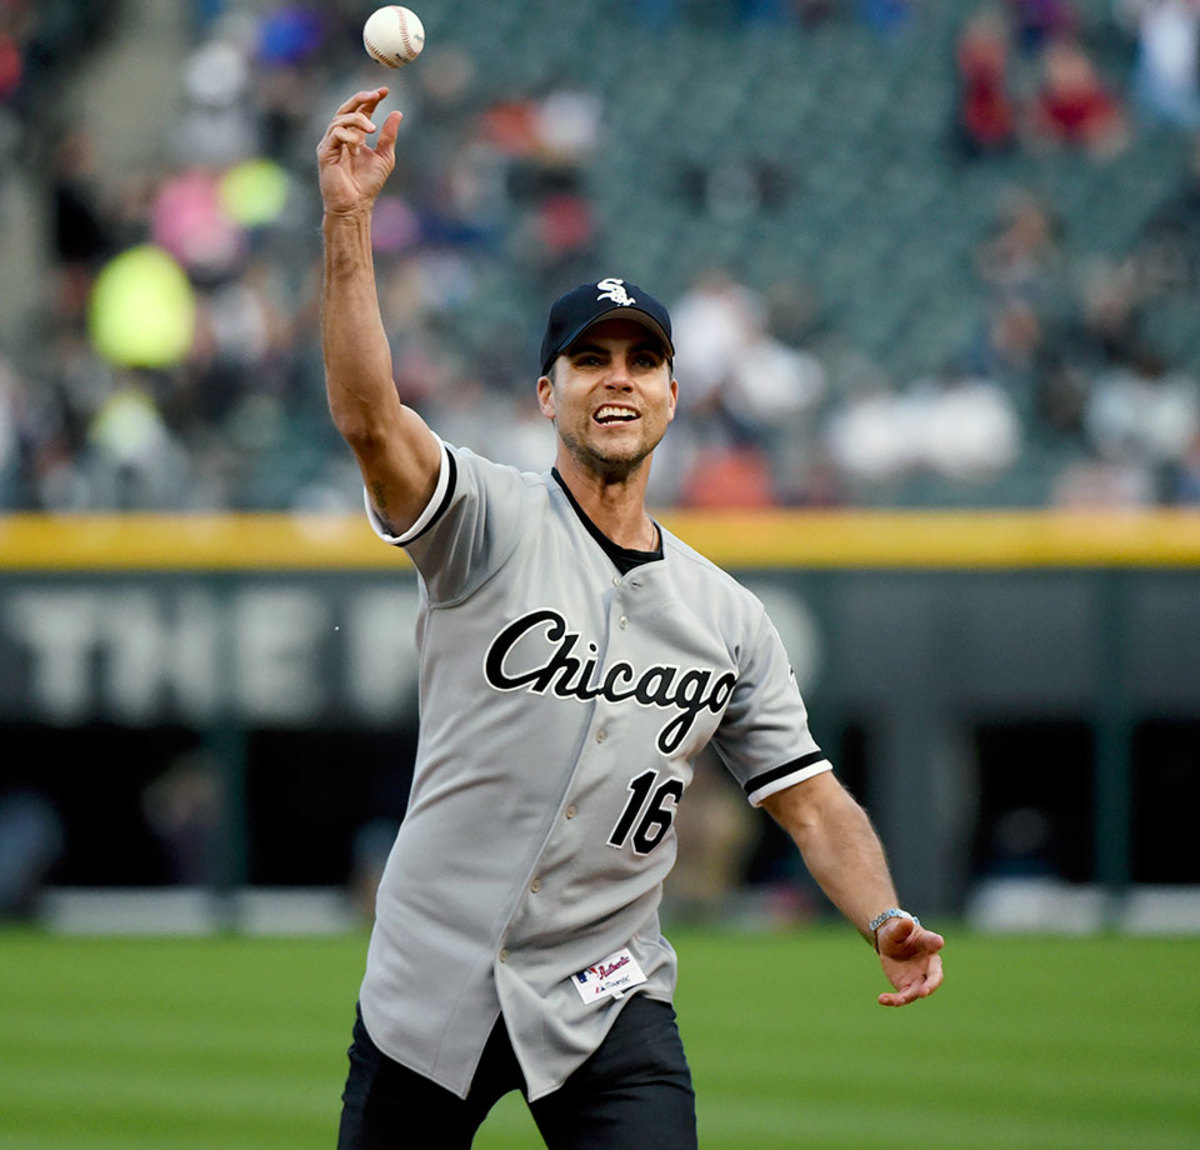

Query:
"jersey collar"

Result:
[[550, 468, 664, 575]]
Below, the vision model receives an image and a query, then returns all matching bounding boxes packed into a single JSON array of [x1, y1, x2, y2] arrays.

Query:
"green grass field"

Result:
[[3, 925, 1198, 1149]]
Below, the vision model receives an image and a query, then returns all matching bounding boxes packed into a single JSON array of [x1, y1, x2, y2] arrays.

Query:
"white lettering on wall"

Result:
[[8, 592, 101, 722], [99, 590, 219, 722], [2, 580, 453, 725]]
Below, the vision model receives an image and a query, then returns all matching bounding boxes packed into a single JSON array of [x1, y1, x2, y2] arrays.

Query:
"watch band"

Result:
[[868, 907, 920, 951]]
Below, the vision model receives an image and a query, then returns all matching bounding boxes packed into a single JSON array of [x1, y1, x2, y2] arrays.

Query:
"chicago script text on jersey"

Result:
[[483, 608, 736, 756]]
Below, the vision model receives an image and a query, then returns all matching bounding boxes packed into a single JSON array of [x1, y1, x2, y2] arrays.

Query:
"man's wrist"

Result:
[[868, 907, 920, 952], [323, 205, 375, 227]]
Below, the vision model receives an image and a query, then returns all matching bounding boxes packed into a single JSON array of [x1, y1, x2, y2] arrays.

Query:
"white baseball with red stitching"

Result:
[[363, 6, 425, 69]]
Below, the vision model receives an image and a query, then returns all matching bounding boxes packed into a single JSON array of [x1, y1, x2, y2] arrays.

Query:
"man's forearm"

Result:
[[801, 799, 899, 942], [766, 776, 900, 943], [321, 208, 398, 444]]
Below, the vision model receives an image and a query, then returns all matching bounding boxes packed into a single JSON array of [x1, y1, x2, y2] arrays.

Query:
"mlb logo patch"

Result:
[[571, 950, 648, 1003], [571, 946, 648, 1004]]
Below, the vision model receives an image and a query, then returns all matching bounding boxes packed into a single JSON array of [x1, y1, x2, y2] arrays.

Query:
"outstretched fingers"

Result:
[[335, 86, 390, 117], [320, 108, 402, 165], [320, 88, 392, 154], [317, 88, 404, 212]]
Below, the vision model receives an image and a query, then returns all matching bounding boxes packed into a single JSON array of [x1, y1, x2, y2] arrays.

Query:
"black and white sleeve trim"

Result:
[[744, 750, 832, 807], [363, 439, 458, 546]]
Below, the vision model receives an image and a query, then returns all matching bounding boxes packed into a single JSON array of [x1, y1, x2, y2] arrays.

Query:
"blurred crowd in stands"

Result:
[[1, 0, 1199, 513]]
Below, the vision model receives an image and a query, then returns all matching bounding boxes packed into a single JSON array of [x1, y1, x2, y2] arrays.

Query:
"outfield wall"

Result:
[[2, 511, 1199, 921]]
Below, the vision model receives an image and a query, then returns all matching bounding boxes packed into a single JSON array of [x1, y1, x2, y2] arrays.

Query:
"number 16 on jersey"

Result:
[[607, 769, 684, 856]]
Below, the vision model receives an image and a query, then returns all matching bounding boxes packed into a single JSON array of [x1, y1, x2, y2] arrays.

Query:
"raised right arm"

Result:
[[318, 87, 442, 535]]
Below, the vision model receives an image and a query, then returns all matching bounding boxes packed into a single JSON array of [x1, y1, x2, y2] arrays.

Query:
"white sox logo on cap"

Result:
[[540, 277, 674, 376], [595, 278, 636, 307]]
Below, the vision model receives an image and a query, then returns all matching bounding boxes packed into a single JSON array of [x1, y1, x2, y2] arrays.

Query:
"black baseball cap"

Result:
[[540, 277, 674, 376]]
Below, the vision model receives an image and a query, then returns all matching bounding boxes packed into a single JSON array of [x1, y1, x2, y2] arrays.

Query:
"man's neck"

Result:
[[553, 453, 657, 552]]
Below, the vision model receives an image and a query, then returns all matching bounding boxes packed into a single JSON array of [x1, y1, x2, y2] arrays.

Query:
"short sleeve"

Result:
[[364, 439, 455, 546], [363, 443, 533, 606], [709, 607, 832, 806]]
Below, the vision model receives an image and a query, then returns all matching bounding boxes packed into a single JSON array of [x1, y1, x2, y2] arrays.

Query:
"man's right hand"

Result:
[[316, 87, 403, 217]]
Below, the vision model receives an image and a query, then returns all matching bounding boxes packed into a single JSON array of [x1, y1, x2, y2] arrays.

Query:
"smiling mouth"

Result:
[[594, 405, 639, 425]]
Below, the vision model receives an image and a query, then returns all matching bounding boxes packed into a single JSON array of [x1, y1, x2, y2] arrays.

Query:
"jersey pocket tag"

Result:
[[571, 946, 648, 1005]]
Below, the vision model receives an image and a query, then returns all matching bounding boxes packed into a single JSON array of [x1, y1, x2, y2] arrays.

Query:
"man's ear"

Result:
[[537, 373, 556, 419]]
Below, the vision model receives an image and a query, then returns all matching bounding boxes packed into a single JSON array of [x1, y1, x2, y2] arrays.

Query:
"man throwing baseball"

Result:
[[318, 87, 944, 1150]]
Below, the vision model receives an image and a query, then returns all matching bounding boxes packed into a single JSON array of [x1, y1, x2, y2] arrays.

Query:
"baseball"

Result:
[[362, 6, 425, 69]]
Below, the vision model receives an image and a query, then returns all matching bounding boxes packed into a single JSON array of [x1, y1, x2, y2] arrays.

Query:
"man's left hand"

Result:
[[876, 917, 944, 1007]]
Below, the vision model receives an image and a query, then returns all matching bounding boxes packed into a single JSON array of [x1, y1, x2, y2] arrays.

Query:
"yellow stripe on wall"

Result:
[[0, 514, 404, 571], [663, 509, 1200, 569], [2, 511, 1200, 571]]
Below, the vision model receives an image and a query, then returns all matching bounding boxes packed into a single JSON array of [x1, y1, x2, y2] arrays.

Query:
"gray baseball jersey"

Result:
[[357, 442, 831, 1101]]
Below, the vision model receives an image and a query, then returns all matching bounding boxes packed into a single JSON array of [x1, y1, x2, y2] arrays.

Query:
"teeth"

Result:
[[595, 406, 638, 423]]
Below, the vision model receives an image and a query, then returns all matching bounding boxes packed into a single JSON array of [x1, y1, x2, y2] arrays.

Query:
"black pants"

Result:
[[337, 995, 697, 1149]]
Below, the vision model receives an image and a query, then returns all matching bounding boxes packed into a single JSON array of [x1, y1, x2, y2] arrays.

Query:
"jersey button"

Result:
[[499, 948, 510, 963], [530, 878, 543, 893], [618, 615, 628, 629], [611, 576, 621, 587], [596, 729, 607, 743], [565, 804, 578, 819]]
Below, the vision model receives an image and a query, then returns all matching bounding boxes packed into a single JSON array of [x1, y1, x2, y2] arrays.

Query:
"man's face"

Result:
[[537, 318, 677, 481]]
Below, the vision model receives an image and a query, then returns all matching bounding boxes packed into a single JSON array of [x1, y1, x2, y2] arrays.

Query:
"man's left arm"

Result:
[[761, 771, 945, 1006]]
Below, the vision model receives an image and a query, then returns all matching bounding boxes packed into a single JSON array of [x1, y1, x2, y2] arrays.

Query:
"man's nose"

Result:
[[606, 355, 634, 387]]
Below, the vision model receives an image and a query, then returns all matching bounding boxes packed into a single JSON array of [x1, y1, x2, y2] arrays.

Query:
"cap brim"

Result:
[[549, 307, 675, 373]]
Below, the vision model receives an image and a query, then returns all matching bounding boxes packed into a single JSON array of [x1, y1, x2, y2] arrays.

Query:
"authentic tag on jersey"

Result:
[[572, 946, 648, 1004]]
